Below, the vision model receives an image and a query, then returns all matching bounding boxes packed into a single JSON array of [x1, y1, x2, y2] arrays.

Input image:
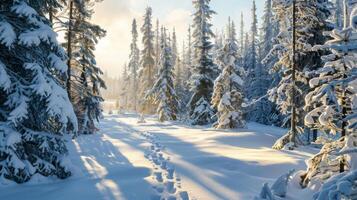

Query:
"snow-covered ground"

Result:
[[0, 113, 318, 200]]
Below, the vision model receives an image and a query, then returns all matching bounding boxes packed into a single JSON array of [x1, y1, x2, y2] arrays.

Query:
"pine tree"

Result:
[[155, 19, 160, 72], [139, 7, 156, 114], [119, 64, 130, 112], [248, 0, 258, 72], [184, 26, 193, 88], [146, 29, 179, 122], [268, 0, 331, 149], [211, 36, 245, 129], [300, 4, 357, 187], [171, 28, 178, 68], [65, 0, 106, 135], [189, 0, 217, 125], [239, 12, 244, 60], [249, 0, 280, 125], [243, 33, 250, 69], [128, 18, 140, 111], [0, 0, 78, 183], [213, 29, 224, 61]]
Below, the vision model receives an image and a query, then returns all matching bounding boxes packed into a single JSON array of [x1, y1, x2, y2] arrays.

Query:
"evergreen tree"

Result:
[[171, 28, 178, 68], [213, 29, 224, 61], [248, 0, 258, 72], [300, 4, 357, 187], [65, 0, 106, 135], [243, 33, 250, 69], [119, 64, 130, 112], [188, 0, 217, 125], [0, 0, 78, 183], [184, 26, 193, 87], [239, 12, 244, 60], [146, 30, 179, 122], [139, 7, 156, 114], [128, 18, 140, 111], [248, 0, 280, 125], [268, 0, 331, 149], [155, 19, 160, 72], [211, 37, 245, 129]]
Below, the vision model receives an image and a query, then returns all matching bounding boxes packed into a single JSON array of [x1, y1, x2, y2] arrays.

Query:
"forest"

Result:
[[0, 0, 356, 200]]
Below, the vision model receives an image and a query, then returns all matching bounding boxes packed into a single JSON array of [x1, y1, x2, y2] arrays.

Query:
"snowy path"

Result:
[[0, 113, 317, 200]]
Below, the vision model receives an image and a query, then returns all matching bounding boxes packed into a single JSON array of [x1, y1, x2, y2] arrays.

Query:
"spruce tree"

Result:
[[146, 30, 179, 122], [189, 0, 217, 125], [0, 0, 78, 183], [184, 26, 193, 88], [139, 7, 156, 114], [300, 3, 357, 186], [268, 0, 331, 149], [249, 0, 280, 125], [171, 28, 178, 68], [119, 64, 130, 112], [155, 19, 160, 72], [211, 36, 245, 129], [128, 19, 140, 111], [239, 12, 244, 61], [66, 0, 106, 135]]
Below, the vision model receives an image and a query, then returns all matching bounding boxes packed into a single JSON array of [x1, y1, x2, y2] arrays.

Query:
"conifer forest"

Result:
[[0, 0, 356, 199]]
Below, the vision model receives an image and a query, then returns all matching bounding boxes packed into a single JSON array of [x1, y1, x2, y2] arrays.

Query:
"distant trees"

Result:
[[139, 7, 156, 114], [128, 19, 140, 111]]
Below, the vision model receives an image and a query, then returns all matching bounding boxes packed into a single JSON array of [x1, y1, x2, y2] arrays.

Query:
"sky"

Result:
[[92, 0, 265, 78]]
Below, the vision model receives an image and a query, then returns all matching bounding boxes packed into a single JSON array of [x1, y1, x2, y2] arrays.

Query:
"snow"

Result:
[[48, 53, 67, 73], [19, 24, 58, 46], [0, 21, 16, 47], [0, 113, 318, 200], [0, 61, 11, 91], [11, 2, 38, 17]]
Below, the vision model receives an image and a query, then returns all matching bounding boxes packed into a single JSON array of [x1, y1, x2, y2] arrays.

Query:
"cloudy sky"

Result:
[[92, 0, 265, 78]]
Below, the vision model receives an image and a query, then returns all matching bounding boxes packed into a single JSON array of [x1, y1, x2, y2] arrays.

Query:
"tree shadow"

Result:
[[149, 131, 309, 199], [0, 117, 156, 200]]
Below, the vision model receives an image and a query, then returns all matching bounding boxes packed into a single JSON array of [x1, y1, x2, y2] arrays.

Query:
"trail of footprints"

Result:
[[139, 132, 190, 200]]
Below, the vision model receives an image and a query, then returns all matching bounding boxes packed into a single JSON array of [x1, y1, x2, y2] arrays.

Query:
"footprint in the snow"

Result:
[[160, 161, 167, 170], [167, 168, 174, 179], [177, 191, 189, 200], [154, 171, 163, 182], [165, 181, 176, 194]]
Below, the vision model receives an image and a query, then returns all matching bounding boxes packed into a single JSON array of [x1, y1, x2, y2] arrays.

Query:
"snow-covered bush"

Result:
[[0, 0, 77, 183], [254, 170, 294, 200], [254, 183, 275, 200]]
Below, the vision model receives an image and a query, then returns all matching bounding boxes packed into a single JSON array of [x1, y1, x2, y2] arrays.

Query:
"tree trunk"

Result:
[[290, 0, 297, 146], [66, 0, 74, 100], [312, 129, 317, 142]]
